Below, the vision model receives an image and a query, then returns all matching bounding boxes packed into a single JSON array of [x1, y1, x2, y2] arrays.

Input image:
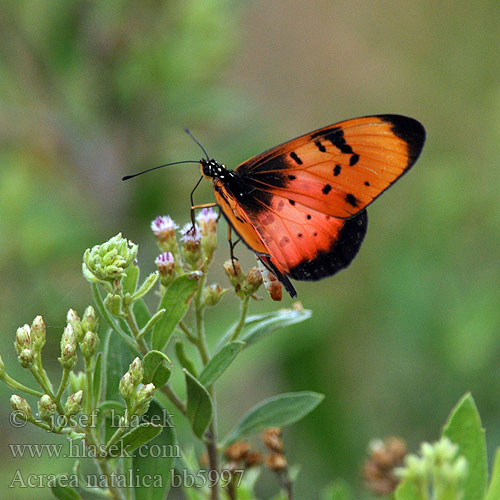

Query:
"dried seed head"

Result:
[[224, 441, 250, 462], [262, 427, 283, 454], [363, 437, 407, 496], [264, 452, 287, 472]]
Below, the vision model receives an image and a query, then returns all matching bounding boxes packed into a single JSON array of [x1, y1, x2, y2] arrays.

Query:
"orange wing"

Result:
[[236, 114, 425, 218], [212, 114, 425, 298]]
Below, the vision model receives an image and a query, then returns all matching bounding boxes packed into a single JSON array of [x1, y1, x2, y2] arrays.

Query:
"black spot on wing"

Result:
[[322, 184, 332, 195], [288, 210, 368, 281], [377, 115, 426, 166], [349, 154, 360, 166], [346, 194, 358, 207], [312, 127, 354, 155], [333, 165, 341, 176], [315, 139, 326, 153], [290, 152, 302, 165]]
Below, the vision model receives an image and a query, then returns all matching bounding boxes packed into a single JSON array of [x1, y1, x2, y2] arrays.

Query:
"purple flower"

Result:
[[151, 216, 178, 241], [196, 207, 218, 235], [179, 223, 201, 244]]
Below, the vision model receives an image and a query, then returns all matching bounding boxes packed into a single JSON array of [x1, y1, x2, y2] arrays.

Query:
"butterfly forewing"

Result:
[[236, 115, 425, 219]]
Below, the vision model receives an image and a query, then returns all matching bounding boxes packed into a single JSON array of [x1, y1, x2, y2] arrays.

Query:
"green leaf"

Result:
[[134, 299, 152, 329], [442, 393, 487, 500], [485, 448, 500, 500], [199, 341, 245, 387], [219, 307, 311, 348], [185, 369, 213, 439], [117, 422, 163, 454], [133, 400, 176, 500], [92, 351, 103, 405], [223, 391, 324, 446], [51, 481, 83, 500], [143, 350, 171, 387], [175, 341, 197, 376], [122, 263, 139, 294], [103, 327, 135, 403], [152, 274, 199, 351], [395, 480, 421, 500]]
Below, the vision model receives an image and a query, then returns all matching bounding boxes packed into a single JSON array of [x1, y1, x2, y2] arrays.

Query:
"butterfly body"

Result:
[[200, 115, 425, 298]]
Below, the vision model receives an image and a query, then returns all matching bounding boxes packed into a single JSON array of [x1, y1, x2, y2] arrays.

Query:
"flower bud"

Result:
[[80, 331, 100, 358], [81, 306, 98, 334], [65, 390, 83, 417], [203, 283, 229, 307], [241, 267, 263, 296], [83, 233, 138, 283], [38, 395, 57, 423], [223, 259, 245, 291], [18, 348, 35, 368], [119, 372, 135, 403], [31, 316, 46, 350], [10, 395, 32, 419], [256, 259, 282, 301], [69, 371, 86, 393], [134, 383, 155, 415], [15, 325, 31, 355], [180, 224, 202, 269], [128, 357, 144, 387], [59, 324, 77, 370], [155, 252, 176, 285], [67, 309, 83, 342]]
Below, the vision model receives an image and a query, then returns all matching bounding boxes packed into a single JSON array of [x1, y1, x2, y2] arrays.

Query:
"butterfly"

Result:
[[198, 115, 425, 298]]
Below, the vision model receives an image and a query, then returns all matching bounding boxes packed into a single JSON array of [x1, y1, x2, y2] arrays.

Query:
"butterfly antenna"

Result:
[[122, 160, 200, 181], [185, 129, 210, 160]]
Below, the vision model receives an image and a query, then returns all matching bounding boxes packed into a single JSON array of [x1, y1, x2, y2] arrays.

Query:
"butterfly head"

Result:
[[200, 159, 229, 180]]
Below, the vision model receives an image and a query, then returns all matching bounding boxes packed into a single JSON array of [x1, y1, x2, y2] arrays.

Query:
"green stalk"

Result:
[[229, 295, 250, 342], [0, 373, 43, 397]]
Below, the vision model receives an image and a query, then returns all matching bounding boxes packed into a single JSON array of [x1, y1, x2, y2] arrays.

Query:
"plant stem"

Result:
[[0, 373, 43, 397], [29, 367, 65, 414], [84, 357, 93, 418], [55, 367, 70, 403], [229, 295, 250, 342], [193, 271, 221, 500]]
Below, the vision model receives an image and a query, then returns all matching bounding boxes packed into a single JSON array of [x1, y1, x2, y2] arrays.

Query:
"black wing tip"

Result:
[[377, 114, 426, 165]]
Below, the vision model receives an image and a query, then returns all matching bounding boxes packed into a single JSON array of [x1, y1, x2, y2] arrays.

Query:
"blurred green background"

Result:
[[1, 0, 500, 498]]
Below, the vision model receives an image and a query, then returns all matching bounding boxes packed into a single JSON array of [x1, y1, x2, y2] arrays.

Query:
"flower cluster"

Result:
[[395, 437, 468, 497], [83, 233, 137, 284]]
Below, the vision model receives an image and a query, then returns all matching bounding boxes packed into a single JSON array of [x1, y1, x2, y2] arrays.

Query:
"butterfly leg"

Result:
[[227, 225, 241, 271], [189, 202, 218, 230]]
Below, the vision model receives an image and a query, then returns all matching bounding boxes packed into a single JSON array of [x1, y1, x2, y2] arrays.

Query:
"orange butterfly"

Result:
[[199, 115, 425, 298]]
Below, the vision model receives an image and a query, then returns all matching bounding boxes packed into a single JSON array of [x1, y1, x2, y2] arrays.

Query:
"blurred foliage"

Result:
[[1, 0, 500, 499]]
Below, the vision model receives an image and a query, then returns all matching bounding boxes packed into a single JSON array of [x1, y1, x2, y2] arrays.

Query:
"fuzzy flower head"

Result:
[[180, 223, 202, 268], [196, 207, 218, 236], [83, 233, 138, 283], [155, 252, 176, 283], [151, 216, 178, 241]]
